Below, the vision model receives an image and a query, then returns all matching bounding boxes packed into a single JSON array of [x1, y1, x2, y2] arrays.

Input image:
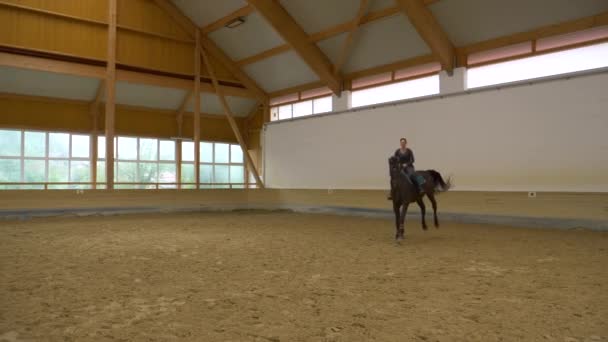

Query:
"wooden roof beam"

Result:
[[394, 0, 455, 73], [236, 1, 440, 67], [247, 0, 342, 95], [333, 0, 370, 74]]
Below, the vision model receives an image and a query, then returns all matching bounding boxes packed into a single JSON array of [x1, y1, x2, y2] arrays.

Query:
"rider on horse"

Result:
[[388, 137, 425, 199]]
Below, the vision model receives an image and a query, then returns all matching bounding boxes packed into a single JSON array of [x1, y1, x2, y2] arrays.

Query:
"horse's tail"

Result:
[[427, 170, 452, 193]]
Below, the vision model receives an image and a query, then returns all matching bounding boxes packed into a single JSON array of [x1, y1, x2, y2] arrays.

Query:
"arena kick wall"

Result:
[[264, 70, 608, 193]]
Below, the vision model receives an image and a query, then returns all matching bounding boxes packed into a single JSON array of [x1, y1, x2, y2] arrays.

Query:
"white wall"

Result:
[[264, 72, 608, 192]]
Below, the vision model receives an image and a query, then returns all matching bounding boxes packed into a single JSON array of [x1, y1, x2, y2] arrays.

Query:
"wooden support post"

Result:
[[175, 91, 192, 189], [199, 46, 265, 188], [89, 81, 104, 189], [193, 30, 201, 189], [105, 0, 117, 189]]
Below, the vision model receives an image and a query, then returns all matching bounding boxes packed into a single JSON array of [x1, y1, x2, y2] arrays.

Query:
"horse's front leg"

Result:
[[399, 203, 409, 240], [393, 201, 401, 240]]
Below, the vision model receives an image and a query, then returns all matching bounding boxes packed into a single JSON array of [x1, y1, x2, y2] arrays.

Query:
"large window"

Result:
[[270, 96, 333, 121], [0, 129, 91, 189], [98, 136, 176, 189], [181, 141, 246, 189], [467, 42, 608, 89], [351, 75, 440, 108]]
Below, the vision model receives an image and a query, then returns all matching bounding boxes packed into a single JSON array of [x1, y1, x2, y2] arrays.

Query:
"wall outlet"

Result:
[[528, 191, 536, 198]]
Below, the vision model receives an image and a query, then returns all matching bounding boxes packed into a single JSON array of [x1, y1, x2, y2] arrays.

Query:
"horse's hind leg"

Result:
[[416, 198, 428, 230], [428, 193, 439, 228]]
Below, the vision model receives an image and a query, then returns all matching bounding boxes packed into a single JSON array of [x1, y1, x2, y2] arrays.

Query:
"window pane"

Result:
[[214, 143, 229, 163], [0, 130, 21, 157], [278, 104, 292, 120], [24, 160, 45, 182], [117, 137, 137, 160], [467, 42, 608, 88], [351, 76, 439, 108], [49, 133, 69, 158], [214, 165, 229, 184], [98, 136, 105, 160], [293, 100, 313, 118], [97, 161, 106, 183], [139, 138, 158, 161], [48, 160, 69, 182], [200, 142, 213, 163], [117, 162, 137, 182], [138, 162, 158, 183], [200, 164, 213, 184], [0, 159, 21, 182], [270, 106, 279, 121], [159, 140, 175, 161], [71, 135, 90, 158], [181, 163, 194, 183], [230, 165, 244, 184], [24, 131, 46, 157], [230, 145, 243, 163], [182, 142, 194, 162], [159, 163, 176, 184], [313, 96, 332, 114], [70, 161, 90, 182]]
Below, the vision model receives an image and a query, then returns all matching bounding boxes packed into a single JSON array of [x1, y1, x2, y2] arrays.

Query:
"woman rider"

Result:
[[388, 137, 425, 199]]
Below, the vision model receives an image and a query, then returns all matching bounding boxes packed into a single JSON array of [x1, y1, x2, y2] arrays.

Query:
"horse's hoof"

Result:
[[422, 225, 428, 231], [435, 223, 440, 229]]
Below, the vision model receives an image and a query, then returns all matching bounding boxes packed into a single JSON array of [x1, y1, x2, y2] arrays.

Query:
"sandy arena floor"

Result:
[[1, 212, 607, 342]]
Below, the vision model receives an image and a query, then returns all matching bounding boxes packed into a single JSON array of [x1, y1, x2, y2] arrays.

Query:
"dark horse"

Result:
[[388, 156, 451, 241]]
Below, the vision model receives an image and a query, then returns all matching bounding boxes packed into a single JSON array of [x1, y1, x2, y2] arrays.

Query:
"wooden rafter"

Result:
[[0, 51, 256, 98], [152, 0, 268, 103], [202, 5, 255, 34], [394, 0, 455, 72], [236, 2, 440, 67], [247, 0, 342, 95], [333, 0, 370, 74], [199, 45, 265, 188]]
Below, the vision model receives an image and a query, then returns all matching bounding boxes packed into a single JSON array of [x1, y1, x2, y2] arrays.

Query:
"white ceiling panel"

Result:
[[344, 16, 430, 73], [113, 82, 186, 110], [316, 32, 348, 66], [368, 0, 397, 13], [431, 0, 608, 46], [185, 93, 256, 117], [0, 66, 99, 101], [244, 51, 319, 92], [171, 0, 247, 27], [209, 12, 285, 61], [279, 0, 360, 35]]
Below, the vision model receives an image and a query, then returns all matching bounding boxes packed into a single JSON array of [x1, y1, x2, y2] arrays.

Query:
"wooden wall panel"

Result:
[[109, 106, 177, 139], [2, 0, 107, 22], [0, 7, 107, 60], [182, 114, 241, 144], [117, 0, 190, 41], [116, 31, 193, 75], [0, 94, 243, 143], [0, 95, 92, 132]]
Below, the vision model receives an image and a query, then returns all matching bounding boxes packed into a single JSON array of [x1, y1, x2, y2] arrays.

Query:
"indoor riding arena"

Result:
[[1, 1, 607, 341]]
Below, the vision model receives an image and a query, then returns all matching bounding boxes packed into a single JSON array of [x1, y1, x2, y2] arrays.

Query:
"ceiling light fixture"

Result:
[[225, 16, 246, 29]]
